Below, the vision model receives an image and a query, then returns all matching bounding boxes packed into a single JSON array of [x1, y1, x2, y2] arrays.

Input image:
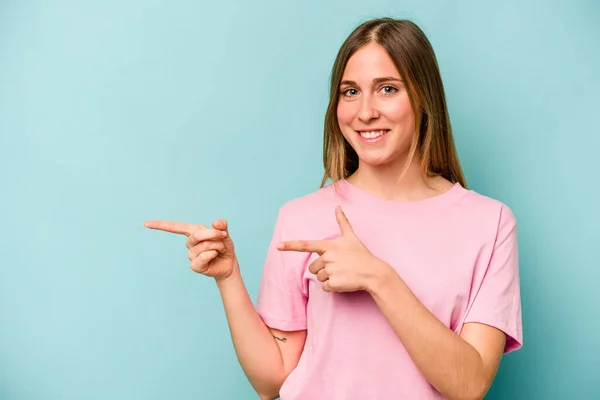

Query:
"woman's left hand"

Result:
[[276, 206, 391, 293]]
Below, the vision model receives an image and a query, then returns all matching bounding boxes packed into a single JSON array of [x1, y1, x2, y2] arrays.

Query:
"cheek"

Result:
[[382, 95, 415, 126], [336, 101, 355, 126]]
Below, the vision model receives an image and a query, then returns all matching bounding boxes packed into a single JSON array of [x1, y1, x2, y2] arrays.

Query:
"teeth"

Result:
[[359, 130, 387, 139]]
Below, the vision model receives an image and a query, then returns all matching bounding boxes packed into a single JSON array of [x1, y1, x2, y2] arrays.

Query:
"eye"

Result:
[[341, 88, 358, 97], [381, 85, 398, 95]]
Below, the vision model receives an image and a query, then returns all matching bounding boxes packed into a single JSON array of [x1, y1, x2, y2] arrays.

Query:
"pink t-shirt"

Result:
[[255, 179, 523, 400]]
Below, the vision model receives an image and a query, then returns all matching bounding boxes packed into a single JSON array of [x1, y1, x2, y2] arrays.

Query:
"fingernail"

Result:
[[276, 243, 284, 250], [221, 231, 227, 237]]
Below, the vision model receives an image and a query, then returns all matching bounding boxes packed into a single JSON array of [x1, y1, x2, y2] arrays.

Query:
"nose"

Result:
[[357, 94, 379, 122]]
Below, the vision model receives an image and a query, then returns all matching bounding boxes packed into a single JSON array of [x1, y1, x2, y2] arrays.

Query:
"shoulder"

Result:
[[457, 186, 518, 237], [271, 183, 339, 234], [278, 184, 336, 216]]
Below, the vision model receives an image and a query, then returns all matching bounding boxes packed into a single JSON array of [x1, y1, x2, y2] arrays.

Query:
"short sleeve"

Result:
[[255, 206, 308, 331], [463, 204, 523, 353]]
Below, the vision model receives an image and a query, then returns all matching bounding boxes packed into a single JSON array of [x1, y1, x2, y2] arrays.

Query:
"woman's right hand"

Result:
[[143, 218, 238, 281]]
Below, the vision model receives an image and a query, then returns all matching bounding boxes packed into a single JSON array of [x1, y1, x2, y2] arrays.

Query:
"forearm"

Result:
[[368, 269, 487, 400], [216, 261, 286, 399]]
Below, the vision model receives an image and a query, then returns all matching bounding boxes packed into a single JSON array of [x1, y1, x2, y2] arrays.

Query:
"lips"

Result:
[[356, 129, 390, 143]]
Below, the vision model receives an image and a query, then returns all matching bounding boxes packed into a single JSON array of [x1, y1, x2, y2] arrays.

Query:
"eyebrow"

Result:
[[340, 77, 404, 86]]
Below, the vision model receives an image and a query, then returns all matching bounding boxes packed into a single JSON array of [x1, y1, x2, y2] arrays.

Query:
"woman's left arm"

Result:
[[366, 266, 506, 400], [277, 206, 513, 400]]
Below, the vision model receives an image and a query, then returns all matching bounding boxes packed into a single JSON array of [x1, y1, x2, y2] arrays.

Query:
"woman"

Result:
[[144, 18, 522, 400]]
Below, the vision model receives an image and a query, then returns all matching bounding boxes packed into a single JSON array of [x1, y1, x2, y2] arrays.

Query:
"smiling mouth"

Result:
[[357, 129, 390, 140]]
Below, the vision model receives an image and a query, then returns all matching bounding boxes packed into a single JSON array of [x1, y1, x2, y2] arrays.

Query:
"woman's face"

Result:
[[337, 43, 416, 168]]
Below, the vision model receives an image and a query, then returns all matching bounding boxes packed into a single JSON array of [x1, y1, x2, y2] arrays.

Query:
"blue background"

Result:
[[1, 0, 598, 398]]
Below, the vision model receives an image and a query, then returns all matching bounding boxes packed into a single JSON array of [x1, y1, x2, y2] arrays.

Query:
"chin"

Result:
[[356, 152, 396, 167], [353, 143, 412, 168]]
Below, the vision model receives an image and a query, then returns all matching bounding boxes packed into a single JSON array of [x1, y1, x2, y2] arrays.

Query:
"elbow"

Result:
[[472, 389, 488, 400], [470, 377, 492, 400], [460, 394, 484, 400], [257, 390, 280, 400], [446, 381, 489, 400], [254, 378, 284, 400], [448, 393, 483, 400], [467, 393, 486, 400], [458, 384, 489, 400], [252, 364, 291, 399]]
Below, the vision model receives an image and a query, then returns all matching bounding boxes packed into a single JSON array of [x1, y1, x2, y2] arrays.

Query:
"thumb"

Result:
[[212, 219, 235, 253], [212, 219, 229, 235], [335, 206, 356, 238]]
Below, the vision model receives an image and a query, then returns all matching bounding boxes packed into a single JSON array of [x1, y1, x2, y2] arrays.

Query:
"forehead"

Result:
[[341, 43, 401, 80]]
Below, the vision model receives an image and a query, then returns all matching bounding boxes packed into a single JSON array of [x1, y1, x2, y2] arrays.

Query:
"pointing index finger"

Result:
[[143, 220, 202, 236], [335, 205, 355, 238], [276, 240, 328, 255]]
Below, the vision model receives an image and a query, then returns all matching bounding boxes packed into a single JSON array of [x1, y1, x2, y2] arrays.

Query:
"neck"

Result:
[[346, 155, 451, 202]]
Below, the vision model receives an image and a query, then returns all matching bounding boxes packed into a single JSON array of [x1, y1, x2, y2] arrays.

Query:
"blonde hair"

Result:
[[320, 18, 467, 189]]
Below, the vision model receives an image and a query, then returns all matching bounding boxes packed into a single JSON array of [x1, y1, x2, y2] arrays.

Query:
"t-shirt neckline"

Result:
[[334, 178, 467, 211]]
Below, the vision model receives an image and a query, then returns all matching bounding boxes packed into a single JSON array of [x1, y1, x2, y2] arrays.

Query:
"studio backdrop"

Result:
[[1, 0, 598, 399]]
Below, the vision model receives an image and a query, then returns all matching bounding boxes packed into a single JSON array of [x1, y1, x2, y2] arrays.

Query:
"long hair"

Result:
[[320, 18, 467, 189]]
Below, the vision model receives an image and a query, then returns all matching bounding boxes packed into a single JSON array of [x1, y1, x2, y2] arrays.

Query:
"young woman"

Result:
[[145, 18, 523, 400]]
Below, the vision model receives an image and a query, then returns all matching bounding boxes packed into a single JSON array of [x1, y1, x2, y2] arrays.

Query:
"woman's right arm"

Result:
[[216, 261, 306, 399], [143, 217, 305, 399]]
